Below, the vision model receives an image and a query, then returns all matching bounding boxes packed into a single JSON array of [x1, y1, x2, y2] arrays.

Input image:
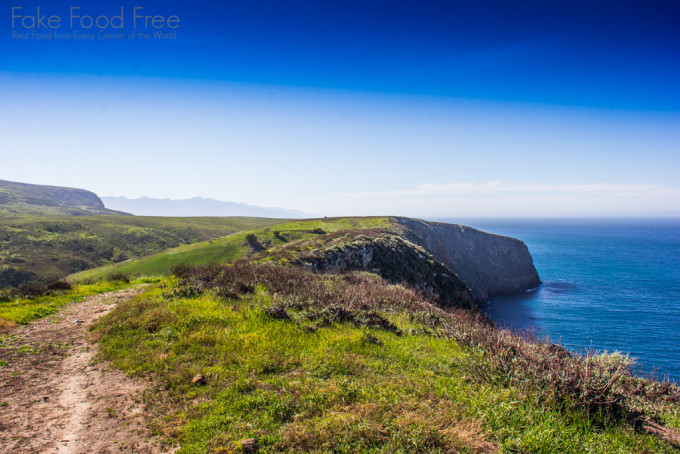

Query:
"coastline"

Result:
[[439, 217, 680, 383]]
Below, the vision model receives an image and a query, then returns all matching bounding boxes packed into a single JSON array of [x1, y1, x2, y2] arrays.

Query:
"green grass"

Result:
[[0, 183, 122, 216], [91, 265, 680, 453], [0, 214, 284, 289], [0, 280, 136, 329], [70, 217, 392, 283]]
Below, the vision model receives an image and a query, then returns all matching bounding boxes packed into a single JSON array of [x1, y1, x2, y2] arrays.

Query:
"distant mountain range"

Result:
[[102, 196, 306, 218], [0, 179, 128, 216], [0, 179, 307, 218]]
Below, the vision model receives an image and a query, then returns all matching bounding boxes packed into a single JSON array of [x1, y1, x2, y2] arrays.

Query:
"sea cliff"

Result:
[[396, 217, 541, 302]]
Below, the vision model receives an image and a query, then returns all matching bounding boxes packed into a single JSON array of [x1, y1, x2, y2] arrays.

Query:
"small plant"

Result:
[[362, 331, 383, 346], [263, 305, 290, 320], [244, 233, 265, 252], [0, 291, 13, 303], [273, 230, 288, 243], [108, 272, 130, 283], [168, 280, 201, 299]]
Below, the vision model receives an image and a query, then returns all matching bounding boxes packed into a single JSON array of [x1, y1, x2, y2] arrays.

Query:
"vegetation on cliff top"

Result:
[[258, 228, 474, 309], [68, 217, 393, 283], [90, 263, 680, 453]]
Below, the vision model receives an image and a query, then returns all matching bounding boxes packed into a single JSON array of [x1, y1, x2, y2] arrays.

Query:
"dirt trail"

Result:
[[0, 288, 169, 454]]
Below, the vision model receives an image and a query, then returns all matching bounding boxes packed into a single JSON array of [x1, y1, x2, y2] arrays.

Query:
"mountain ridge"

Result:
[[102, 195, 307, 218]]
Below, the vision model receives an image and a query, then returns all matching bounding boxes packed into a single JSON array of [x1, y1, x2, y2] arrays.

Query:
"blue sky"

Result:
[[2, 0, 679, 216]]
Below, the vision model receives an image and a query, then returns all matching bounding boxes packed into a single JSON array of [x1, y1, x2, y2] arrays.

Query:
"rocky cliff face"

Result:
[[297, 231, 475, 309], [396, 218, 541, 303]]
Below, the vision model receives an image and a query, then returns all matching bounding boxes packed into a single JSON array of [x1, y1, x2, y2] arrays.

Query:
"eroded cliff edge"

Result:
[[296, 230, 475, 309], [395, 217, 541, 303]]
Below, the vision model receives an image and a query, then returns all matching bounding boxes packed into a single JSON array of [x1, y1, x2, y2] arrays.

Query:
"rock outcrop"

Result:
[[396, 218, 540, 303], [298, 231, 475, 309]]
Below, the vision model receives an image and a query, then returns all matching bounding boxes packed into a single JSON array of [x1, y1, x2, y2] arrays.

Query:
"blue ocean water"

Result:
[[433, 218, 680, 383]]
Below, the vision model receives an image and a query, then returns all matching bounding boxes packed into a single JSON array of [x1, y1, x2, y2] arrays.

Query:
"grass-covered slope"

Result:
[[69, 217, 393, 283], [0, 215, 283, 289], [92, 263, 680, 453], [0, 179, 125, 216]]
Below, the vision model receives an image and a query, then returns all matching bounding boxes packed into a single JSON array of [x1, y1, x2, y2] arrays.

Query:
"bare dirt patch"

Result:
[[0, 288, 171, 454]]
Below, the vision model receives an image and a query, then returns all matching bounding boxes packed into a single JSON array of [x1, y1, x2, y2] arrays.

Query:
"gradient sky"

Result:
[[2, 0, 679, 216]]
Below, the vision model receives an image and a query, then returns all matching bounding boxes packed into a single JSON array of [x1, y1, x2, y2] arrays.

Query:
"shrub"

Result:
[[171, 263, 195, 279], [273, 230, 288, 243], [166, 262, 413, 333], [18, 283, 48, 298], [46, 280, 72, 291], [244, 233, 265, 252], [16, 279, 72, 297], [108, 272, 130, 283]]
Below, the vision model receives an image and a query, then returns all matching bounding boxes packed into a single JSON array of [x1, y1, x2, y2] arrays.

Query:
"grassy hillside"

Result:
[[69, 217, 392, 283], [0, 179, 125, 216], [0, 215, 284, 289], [4, 215, 679, 452], [90, 263, 680, 453]]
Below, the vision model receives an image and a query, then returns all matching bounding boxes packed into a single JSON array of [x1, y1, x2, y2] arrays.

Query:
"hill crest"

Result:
[[0, 179, 128, 216]]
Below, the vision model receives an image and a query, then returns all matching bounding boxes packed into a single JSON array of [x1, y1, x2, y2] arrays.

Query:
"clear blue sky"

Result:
[[2, 0, 679, 216]]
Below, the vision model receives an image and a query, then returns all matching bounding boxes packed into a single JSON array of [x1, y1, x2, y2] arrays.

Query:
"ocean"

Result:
[[433, 218, 680, 383]]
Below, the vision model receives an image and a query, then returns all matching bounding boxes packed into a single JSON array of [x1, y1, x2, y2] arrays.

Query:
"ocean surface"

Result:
[[433, 218, 680, 383]]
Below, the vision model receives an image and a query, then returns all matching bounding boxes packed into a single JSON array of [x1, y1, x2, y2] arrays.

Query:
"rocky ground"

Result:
[[0, 288, 171, 454]]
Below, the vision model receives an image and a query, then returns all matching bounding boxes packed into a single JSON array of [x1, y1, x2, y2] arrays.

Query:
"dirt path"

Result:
[[0, 288, 170, 454]]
